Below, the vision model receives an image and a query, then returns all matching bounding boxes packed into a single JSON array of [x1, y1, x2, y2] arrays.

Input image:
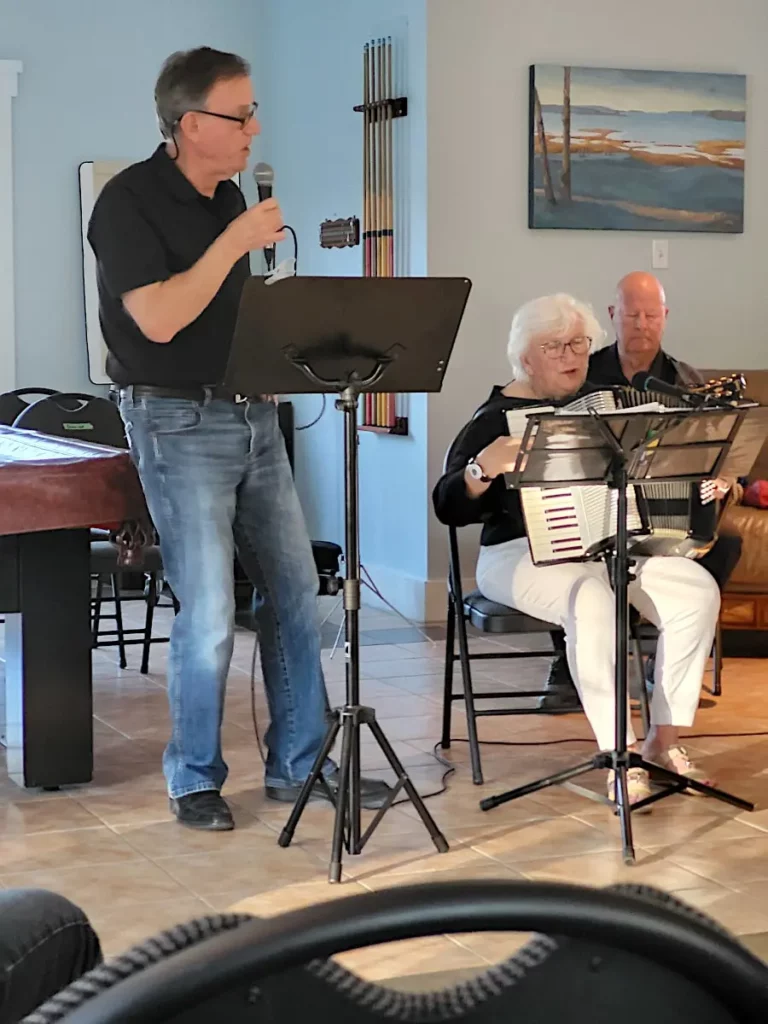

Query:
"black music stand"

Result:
[[480, 404, 755, 864], [224, 275, 472, 881]]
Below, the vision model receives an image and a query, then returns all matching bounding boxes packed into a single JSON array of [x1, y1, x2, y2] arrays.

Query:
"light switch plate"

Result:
[[652, 239, 669, 269]]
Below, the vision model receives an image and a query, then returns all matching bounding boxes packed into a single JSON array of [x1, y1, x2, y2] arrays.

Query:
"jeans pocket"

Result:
[[136, 397, 203, 436]]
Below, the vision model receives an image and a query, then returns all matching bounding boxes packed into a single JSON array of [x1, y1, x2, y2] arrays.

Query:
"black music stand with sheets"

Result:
[[224, 274, 472, 882], [480, 402, 755, 865]]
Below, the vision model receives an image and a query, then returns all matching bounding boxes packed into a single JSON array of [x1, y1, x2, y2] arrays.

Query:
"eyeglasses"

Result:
[[182, 102, 259, 129], [539, 335, 592, 359]]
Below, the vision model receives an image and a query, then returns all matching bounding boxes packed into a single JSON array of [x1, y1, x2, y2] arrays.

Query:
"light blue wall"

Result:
[[258, 0, 428, 583], [3, 0, 431, 606], [1, 0, 266, 392]]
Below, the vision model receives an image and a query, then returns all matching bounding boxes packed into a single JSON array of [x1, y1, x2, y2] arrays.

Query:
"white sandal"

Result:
[[648, 746, 715, 795], [607, 766, 652, 806]]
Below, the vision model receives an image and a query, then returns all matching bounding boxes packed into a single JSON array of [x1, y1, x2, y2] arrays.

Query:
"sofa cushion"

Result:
[[720, 504, 768, 590]]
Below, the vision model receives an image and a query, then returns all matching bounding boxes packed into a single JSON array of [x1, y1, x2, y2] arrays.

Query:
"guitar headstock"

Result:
[[691, 373, 748, 403]]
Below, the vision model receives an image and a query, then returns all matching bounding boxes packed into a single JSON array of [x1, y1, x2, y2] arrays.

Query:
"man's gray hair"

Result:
[[155, 46, 250, 139], [507, 293, 605, 380]]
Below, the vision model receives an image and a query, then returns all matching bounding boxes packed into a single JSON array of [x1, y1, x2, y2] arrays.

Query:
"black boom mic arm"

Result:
[[630, 371, 707, 407]]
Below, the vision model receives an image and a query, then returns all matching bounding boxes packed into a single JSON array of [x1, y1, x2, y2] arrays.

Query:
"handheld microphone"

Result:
[[630, 371, 707, 407], [252, 161, 276, 271]]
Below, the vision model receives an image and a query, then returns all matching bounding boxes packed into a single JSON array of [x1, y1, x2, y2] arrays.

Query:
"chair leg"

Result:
[[455, 603, 484, 786], [712, 622, 723, 697], [111, 573, 128, 670], [631, 629, 651, 738], [140, 573, 157, 675], [91, 574, 104, 648], [551, 629, 566, 655], [441, 596, 456, 750]]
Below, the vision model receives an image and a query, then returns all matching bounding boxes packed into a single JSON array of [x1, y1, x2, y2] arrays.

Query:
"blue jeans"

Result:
[[119, 391, 330, 798]]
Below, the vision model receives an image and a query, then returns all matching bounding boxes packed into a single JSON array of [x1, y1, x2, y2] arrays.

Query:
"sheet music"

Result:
[[505, 406, 554, 440]]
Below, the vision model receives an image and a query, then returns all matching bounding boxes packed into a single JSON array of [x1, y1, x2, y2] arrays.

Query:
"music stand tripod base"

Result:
[[478, 404, 755, 865]]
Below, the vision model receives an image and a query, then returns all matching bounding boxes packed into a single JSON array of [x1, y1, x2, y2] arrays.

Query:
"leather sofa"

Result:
[[703, 368, 768, 644]]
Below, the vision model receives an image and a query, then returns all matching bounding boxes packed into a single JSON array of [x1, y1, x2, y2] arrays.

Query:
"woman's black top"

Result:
[[432, 385, 582, 548]]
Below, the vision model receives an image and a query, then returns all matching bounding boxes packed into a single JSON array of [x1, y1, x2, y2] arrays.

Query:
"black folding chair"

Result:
[[0, 386, 59, 425], [442, 524, 654, 785], [441, 523, 569, 785], [27, 880, 768, 1023], [11, 392, 176, 673]]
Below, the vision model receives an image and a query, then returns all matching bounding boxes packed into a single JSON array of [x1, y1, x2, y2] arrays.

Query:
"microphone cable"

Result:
[[269, 222, 327, 431], [283, 224, 298, 271]]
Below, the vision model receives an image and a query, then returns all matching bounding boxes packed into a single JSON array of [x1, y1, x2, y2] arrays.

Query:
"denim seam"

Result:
[[137, 414, 187, 798], [235, 529, 299, 786]]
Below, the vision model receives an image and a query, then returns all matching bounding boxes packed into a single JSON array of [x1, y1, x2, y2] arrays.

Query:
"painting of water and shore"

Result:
[[528, 65, 746, 232]]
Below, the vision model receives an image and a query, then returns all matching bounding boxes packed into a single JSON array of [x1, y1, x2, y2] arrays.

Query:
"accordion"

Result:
[[515, 379, 745, 567]]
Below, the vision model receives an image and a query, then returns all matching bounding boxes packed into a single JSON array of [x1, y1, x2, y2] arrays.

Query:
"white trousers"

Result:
[[476, 538, 720, 750]]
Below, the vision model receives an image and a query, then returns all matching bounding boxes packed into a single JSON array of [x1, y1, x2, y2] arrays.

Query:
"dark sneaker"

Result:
[[537, 657, 582, 712], [170, 791, 234, 831], [266, 769, 393, 810]]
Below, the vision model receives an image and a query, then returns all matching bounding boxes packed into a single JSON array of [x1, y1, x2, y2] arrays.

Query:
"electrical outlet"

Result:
[[652, 239, 669, 269]]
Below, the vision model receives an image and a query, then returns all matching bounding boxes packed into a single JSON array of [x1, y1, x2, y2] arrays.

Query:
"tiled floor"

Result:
[[2, 598, 768, 983]]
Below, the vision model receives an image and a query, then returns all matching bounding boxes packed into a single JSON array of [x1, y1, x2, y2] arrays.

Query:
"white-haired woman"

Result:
[[432, 293, 719, 804]]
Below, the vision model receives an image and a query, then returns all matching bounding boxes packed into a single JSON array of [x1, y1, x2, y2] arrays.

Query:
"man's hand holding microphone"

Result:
[[222, 196, 286, 261], [121, 162, 286, 345]]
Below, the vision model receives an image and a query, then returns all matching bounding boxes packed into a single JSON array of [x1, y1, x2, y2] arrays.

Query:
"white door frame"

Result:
[[0, 60, 22, 391]]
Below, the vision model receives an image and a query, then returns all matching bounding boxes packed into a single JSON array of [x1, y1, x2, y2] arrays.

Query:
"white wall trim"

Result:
[[0, 60, 22, 391]]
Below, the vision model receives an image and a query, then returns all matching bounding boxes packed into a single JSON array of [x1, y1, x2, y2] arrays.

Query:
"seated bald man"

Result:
[[540, 271, 742, 713]]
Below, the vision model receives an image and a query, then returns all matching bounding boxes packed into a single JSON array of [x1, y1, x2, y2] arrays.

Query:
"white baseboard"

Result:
[[361, 562, 476, 625]]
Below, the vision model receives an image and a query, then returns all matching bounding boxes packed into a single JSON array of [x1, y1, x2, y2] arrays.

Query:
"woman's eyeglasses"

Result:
[[539, 335, 592, 360]]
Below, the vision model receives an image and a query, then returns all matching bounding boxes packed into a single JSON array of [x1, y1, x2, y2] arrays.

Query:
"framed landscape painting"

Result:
[[528, 65, 746, 232]]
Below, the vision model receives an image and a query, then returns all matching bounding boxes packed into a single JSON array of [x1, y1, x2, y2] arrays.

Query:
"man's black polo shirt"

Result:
[[87, 145, 250, 387], [587, 341, 676, 388]]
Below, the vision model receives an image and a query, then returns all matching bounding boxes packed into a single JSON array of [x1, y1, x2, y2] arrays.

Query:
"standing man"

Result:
[[88, 47, 389, 830], [540, 271, 741, 712]]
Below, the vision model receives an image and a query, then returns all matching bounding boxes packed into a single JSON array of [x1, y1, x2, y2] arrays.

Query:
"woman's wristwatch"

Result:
[[466, 457, 492, 483]]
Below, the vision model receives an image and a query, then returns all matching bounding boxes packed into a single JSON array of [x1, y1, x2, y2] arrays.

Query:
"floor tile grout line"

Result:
[[444, 933, 500, 966], [0, 823, 123, 838], [92, 716, 136, 741], [131, 850, 218, 905], [653, 846, 768, 892]]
